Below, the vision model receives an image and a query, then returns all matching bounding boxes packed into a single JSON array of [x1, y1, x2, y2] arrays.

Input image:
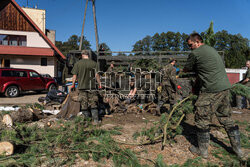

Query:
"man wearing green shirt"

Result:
[[71, 50, 101, 124], [184, 33, 243, 159]]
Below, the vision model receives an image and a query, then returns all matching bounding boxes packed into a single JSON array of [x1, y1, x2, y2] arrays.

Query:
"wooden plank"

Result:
[[0, 2, 35, 32]]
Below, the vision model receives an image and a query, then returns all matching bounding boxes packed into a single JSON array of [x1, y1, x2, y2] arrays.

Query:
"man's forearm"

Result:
[[241, 78, 249, 84], [72, 75, 77, 87], [95, 73, 101, 87]]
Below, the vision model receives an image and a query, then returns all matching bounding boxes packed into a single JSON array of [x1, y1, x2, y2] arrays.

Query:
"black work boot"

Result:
[[189, 129, 210, 159], [226, 125, 244, 159], [140, 97, 146, 104], [82, 110, 91, 118], [156, 101, 163, 115], [91, 108, 100, 125], [98, 108, 106, 116], [169, 104, 174, 112]]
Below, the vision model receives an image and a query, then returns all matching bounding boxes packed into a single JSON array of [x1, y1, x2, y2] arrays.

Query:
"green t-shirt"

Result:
[[71, 59, 98, 90], [243, 68, 250, 87], [184, 44, 231, 93]]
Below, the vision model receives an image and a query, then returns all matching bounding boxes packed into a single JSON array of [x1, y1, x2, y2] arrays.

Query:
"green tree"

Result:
[[132, 35, 152, 52], [67, 35, 79, 49], [203, 21, 216, 47], [131, 28, 249, 69], [99, 42, 112, 56], [225, 34, 249, 68], [152, 32, 167, 51], [214, 30, 231, 51], [55, 35, 91, 56], [212, 30, 249, 68], [163, 31, 182, 51], [134, 59, 159, 71], [181, 33, 189, 51], [134, 32, 185, 52]]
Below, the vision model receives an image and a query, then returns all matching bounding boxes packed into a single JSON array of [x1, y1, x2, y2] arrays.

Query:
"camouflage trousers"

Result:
[[78, 90, 99, 110], [195, 89, 234, 130], [159, 85, 176, 105]]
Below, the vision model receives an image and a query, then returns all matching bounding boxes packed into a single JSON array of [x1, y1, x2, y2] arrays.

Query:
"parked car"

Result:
[[41, 74, 52, 78], [41, 73, 60, 84], [0, 68, 57, 97]]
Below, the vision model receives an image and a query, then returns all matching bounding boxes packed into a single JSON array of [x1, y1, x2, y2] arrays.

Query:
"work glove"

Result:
[[98, 85, 102, 89], [157, 86, 162, 93]]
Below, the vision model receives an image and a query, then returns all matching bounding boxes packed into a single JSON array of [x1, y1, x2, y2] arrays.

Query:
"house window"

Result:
[[0, 34, 27, 46], [41, 58, 47, 66]]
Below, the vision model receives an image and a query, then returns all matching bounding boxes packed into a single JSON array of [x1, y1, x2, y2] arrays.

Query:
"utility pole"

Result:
[[79, 0, 99, 52], [92, 0, 99, 52]]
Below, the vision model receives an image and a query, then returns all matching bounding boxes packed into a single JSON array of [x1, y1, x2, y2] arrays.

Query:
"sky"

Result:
[[15, 0, 250, 51]]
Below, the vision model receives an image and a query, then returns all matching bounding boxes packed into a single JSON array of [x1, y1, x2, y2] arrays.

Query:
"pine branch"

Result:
[[162, 95, 192, 148]]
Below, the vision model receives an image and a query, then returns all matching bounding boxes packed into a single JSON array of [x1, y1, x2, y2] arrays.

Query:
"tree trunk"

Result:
[[2, 108, 45, 127]]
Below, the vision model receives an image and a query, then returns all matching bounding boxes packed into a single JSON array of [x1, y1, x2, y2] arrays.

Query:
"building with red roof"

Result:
[[0, 0, 65, 78]]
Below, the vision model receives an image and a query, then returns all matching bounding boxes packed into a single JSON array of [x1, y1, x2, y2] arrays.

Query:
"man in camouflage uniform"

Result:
[[106, 61, 118, 88], [107, 61, 115, 72], [184, 33, 243, 159], [71, 50, 101, 124], [157, 58, 177, 113]]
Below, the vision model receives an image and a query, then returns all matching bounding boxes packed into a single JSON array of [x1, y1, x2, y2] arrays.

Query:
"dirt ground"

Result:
[[0, 93, 249, 166], [71, 107, 249, 166], [97, 108, 249, 166], [0, 92, 46, 105]]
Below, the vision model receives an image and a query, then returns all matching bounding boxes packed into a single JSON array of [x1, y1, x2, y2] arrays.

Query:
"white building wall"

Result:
[[22, 7, 46, 33], [0, 55, 55, 77], [0, 30, 50, 48]]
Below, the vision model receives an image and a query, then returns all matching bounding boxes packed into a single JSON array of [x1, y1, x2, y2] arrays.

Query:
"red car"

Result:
[[0, 68, 57, 97]]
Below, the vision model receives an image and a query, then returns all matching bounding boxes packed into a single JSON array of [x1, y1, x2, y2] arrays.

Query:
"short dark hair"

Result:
[[169, 58, 176, 63], [81, 50, 91, 56], [186, 33, 203, 43]]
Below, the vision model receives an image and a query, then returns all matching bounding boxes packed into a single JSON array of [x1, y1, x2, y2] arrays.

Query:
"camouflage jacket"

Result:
[[161, 64, 177, 90]]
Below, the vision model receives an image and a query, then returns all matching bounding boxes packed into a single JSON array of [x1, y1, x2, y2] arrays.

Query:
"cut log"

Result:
[[2, 114, 13, 127], [2, 108, 44, 127], [0, 141, 14, 156]]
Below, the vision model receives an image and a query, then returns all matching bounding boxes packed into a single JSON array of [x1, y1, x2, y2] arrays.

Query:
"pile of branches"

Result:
[[124, 84, 250, 148], [230, 83, 250, 99], [126, 95, 197, 148], [0, 117, 148, 166]]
